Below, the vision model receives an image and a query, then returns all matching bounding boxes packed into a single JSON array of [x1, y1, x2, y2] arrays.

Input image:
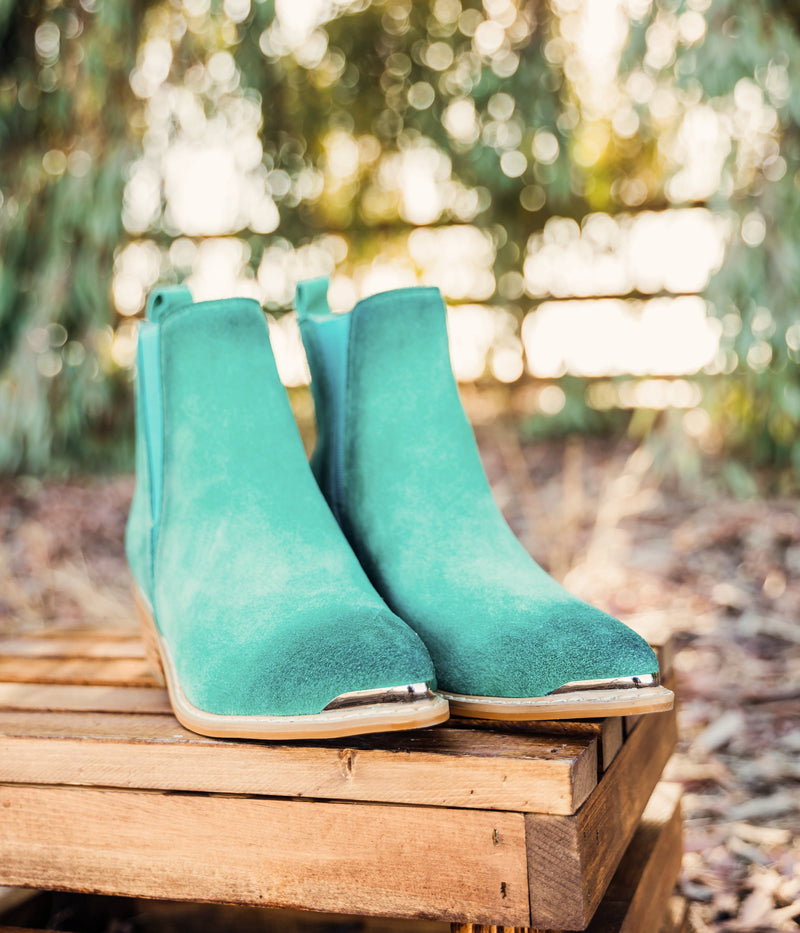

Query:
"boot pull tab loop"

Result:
[[146, 284, 193, 323], [295, 277, 331, 319]]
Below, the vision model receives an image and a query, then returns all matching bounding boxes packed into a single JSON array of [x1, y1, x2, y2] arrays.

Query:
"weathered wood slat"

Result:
[[0, 682, 620, 779], [19, 626, 138, 640], [0, 712, 597, 814], [0, 621, 682, 930], [0, 683, 172, 714], [0, 637, 145, 659], [584, 782, 683, 932], [596, 717, 624, 771], [623, 714, 642, 737], [0, 784, 530, 926], [0, 657, 156, 687], [448, 716, 623, 775], [525, 704, 679, 929], [449, 783, 683, 933]]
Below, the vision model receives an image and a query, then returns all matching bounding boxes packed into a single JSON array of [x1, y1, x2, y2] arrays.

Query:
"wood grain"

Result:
[[0, 637, 145, 659], [525, 705, 679, 929], [584, 783, 683, 933], [447, 716, 622, 776], [0, 784, 530, 925], [0, 657, 156, 687], [0, 683, 171, 714], [0, 712, 597, 814], [597, 717, 623, 772], [20, 626, 138, 640], [450, 799, 685, 933]]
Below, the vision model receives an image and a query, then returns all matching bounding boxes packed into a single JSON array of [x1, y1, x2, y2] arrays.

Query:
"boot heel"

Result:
[[133, 586, 166, 687]]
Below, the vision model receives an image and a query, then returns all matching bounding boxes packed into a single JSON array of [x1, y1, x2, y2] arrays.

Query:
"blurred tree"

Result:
[[2, 0, 800, 486], [0, 0, 151, 471], [620, 0, 800, 480]]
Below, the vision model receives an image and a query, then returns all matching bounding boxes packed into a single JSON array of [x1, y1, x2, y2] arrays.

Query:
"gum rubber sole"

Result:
[[441, 684, 674, 721], [133, 586, 450, 740]]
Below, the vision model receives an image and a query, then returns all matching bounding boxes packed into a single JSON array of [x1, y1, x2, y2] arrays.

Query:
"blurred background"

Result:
[[2, 3, 800, 931], [2, 0, 800, 487]]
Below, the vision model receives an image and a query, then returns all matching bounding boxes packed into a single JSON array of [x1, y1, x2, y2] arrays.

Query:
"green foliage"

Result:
[[667, 0, 800, 484], [2, 0, 800, 483], [521, 378, 629, 440], [0, 0, 149, 471]]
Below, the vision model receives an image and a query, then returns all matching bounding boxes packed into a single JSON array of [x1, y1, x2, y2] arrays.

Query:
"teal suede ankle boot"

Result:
[[296, 279, 674, 721], [125, 286, 448, 739]]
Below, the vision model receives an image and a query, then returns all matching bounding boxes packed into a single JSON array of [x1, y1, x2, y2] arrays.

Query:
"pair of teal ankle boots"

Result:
[[126, 281, 673, 740]]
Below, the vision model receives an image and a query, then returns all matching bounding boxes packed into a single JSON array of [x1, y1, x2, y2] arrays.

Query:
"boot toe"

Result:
[[176, 605, 437, 718]]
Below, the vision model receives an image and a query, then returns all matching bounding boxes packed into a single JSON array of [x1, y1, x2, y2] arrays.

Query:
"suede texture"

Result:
[[125, 287, 194, 600], [297, 312, 351, 522], [131, 297, 435, 717], [147, 284, 192, 322], [125, 354, 154, 598], [299, 285, 659, 698]]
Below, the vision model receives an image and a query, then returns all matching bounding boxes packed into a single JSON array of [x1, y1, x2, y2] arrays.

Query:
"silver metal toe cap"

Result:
[[323, 682, 436, 711], [548, 672, 660, 695]]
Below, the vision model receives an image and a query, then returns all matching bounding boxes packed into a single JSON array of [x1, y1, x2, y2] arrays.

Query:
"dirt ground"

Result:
[[0, 430, 798, 933]]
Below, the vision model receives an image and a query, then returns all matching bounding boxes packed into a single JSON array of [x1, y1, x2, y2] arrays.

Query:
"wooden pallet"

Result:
[[0, 617, 681, 932], [0, 791, 689, 933]]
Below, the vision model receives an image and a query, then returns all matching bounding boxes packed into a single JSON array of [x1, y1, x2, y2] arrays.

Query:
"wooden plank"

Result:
[[0, 683, 171, 714], [0, 657, 156, 687], [450, 716, 625, 781], [623, 714, 642, 737], [597, 717, 623, 771], [0, 784, 530, 925], [0, 638, 145, 659], [447, 717, 622, 774], [0, 713, 597, 814], [584, 783, 683, 933], [20, 626, 138, 640], [525, 705, 679, 929]]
